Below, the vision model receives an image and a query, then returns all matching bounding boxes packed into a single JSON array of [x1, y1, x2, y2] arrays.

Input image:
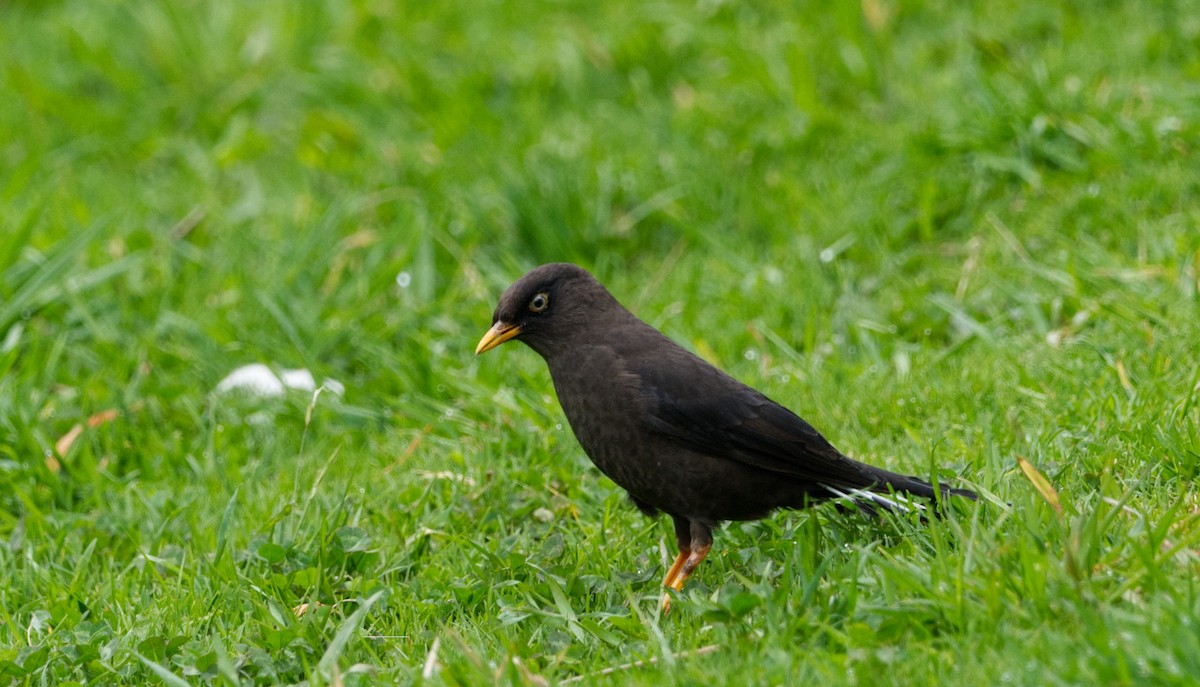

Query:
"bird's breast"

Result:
[[545, 347, 658, 493]]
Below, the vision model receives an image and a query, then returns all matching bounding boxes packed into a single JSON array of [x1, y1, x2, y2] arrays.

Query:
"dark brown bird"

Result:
[[476, 263, 975, 610]]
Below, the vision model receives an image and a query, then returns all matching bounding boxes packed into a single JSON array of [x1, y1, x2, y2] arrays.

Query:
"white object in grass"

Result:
[[217, 364, 343, 397]]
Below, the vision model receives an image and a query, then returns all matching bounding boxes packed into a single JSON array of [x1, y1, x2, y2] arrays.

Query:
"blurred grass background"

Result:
[[2, 0, 1199, 684]]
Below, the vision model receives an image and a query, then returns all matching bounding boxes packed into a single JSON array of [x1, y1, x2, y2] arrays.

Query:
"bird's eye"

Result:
[[528, 292, 549, 313]]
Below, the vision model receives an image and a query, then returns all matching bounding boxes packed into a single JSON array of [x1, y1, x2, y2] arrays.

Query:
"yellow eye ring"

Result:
[[529, 292, 549, 313]]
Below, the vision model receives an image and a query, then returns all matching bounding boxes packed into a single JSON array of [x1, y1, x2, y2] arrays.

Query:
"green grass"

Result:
[[2, 0, 1199, 684]]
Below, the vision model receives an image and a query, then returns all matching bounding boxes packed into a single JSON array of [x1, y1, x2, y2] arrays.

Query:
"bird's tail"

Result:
[[825, 469, 976, 517]]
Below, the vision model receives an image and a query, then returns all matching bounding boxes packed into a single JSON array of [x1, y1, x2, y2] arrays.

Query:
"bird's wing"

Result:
[[629, 348, 883, 488]]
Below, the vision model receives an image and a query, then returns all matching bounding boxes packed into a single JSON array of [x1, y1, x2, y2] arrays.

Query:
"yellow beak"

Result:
[[475, 321, 522, 355]]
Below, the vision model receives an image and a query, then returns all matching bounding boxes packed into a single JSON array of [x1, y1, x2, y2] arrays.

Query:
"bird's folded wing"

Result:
[[633, 357, 879, 488]]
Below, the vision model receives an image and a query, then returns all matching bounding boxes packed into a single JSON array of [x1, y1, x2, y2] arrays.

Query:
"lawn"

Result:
[[2, 0, 1199, 684]]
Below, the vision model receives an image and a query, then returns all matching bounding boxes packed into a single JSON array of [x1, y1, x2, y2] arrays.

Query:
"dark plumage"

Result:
[[476, 262, 976, 609]]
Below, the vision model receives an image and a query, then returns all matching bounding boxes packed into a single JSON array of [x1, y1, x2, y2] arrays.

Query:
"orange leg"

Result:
[[667, 541, 711, 593], [660, 542, 712, 612], [662, 548, 690, 589], [661, 517, 714, 612]]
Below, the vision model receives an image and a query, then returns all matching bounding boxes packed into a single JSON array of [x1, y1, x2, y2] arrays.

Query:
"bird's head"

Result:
[[475, 262, 615, 359]]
